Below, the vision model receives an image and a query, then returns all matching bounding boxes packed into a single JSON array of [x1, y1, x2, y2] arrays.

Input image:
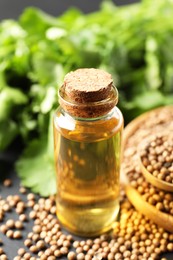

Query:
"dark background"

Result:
[[0, 0, 139, 20]]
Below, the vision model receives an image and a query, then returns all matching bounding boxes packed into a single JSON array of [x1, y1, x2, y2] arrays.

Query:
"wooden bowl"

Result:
[[122, 105, 173, 232]]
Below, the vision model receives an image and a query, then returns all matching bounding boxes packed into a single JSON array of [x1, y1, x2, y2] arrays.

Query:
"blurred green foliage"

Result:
[[1, 0, 173, 195]]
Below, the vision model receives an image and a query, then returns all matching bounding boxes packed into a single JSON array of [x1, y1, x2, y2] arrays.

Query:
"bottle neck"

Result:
[[58, 85, 118, 119]]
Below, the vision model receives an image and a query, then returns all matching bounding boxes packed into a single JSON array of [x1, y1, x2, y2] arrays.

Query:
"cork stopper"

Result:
[[64, 68, 113, 103], [59, 68, 118, 118]]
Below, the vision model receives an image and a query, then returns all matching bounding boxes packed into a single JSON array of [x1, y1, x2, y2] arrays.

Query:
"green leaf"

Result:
[[19, 7, 61, 34], [0, 120, 18, 151], [0, 87, 28, 120], [15, 136, 56, 197], [145, 37, 161, 90], [0, 71, 6, 91], [133, 90, 165, 110], [29, 51, 65, 86]]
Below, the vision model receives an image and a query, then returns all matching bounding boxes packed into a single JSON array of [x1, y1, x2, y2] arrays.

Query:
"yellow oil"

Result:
[[54, 108, 123, 236]]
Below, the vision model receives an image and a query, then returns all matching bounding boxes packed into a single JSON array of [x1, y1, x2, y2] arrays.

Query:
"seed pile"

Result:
[[123, 107, 173, 214], [0, 179, 173, 260], [125, 168, 173, 214], [140, 133, 173, 184]]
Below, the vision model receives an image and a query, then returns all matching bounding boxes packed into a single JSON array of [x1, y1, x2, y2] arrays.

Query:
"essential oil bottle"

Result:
[[53, 68, 123, 236]]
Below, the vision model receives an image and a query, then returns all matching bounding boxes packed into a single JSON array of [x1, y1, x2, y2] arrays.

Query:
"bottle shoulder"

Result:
[[54, 106, 123, 142]]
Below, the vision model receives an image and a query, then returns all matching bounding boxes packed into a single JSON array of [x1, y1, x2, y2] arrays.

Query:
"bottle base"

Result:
[[56, 201, 120, 237]]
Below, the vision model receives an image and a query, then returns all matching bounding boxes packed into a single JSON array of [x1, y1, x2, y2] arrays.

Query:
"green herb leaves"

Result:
[[1, 0, 173, 195], [16, 136, 56, 197]]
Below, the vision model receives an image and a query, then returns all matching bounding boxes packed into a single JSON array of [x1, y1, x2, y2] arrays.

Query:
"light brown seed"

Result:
[[36, 240, 45, 249], [77, 253, 85, 260], [19, 214, 27, 222], [60, 246, 69, 255], [3, 179, 12, 187], [73, 241, 80, 248], [54, 249, 61, 257], [67, 251, 76, 260], [6, 219, 15, 228], [0, 255, 8, 260], [0, 247, 4, 254], [167, 243, 173, 251], [6, 229, 13, 238], [87, 249, 94, 256], [27, 193, 35, 201], [19, 186, 27, 194], [47, 256, 56, 260], [83, 245, 90, 252], [63, 240, 71, 248], [44, 248, 52, 256], [14, 257, 21, 260], [33, 225, 41, 234], [0, 225, 8, 234], [23, 252, 31, 260], [17, 248, 25, 256], [86, 240, 93, 246], [16, 207, 24, 214], [76, 247, 83, 254], [13, 230, 22, 239], [44, 236, 51, 243], [27, 200, 35, 207], [32, 233, 39, 242], [40, 254, 47, 260], [30, 245, 38, 253], [24, 239, 32, 247], [29, 211, 37, 219], [15, 220, 23, 229], [2, 204, 11, 212]]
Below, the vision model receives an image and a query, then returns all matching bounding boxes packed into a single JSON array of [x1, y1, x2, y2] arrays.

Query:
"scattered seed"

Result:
[[27, 193, 35, 201], [6, 219, 15, 228], [29, 211, 37, 219], [19, 214, 27, 222], [15, 220, 23, 229], [17, 248, 25, 256], [6, 229, 13, 238], [30, 245, 38, 253], [14, 257, 21, 260], [77, 252, 85, 260], [3, 179, 12, 187], [0, 247, 4, 254], [60, 246, 69, 255], [0, 224, 8, 234], [23, 252, 31, 259], [67, 251, 76, 260], [24, 239, 32, 247], [19, 186, 27, 194], [0, 254, 8, 260], [54, 249, 61, 257], [13, 230, 22, 239]]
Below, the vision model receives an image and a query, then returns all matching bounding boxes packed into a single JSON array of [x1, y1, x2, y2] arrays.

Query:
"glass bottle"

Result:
[[53, 68, 123, 236]]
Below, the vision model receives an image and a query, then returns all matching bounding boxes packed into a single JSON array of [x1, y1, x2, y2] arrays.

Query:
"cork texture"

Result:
[[59, 68, 118, 118], [64, 68, 113, 103]]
